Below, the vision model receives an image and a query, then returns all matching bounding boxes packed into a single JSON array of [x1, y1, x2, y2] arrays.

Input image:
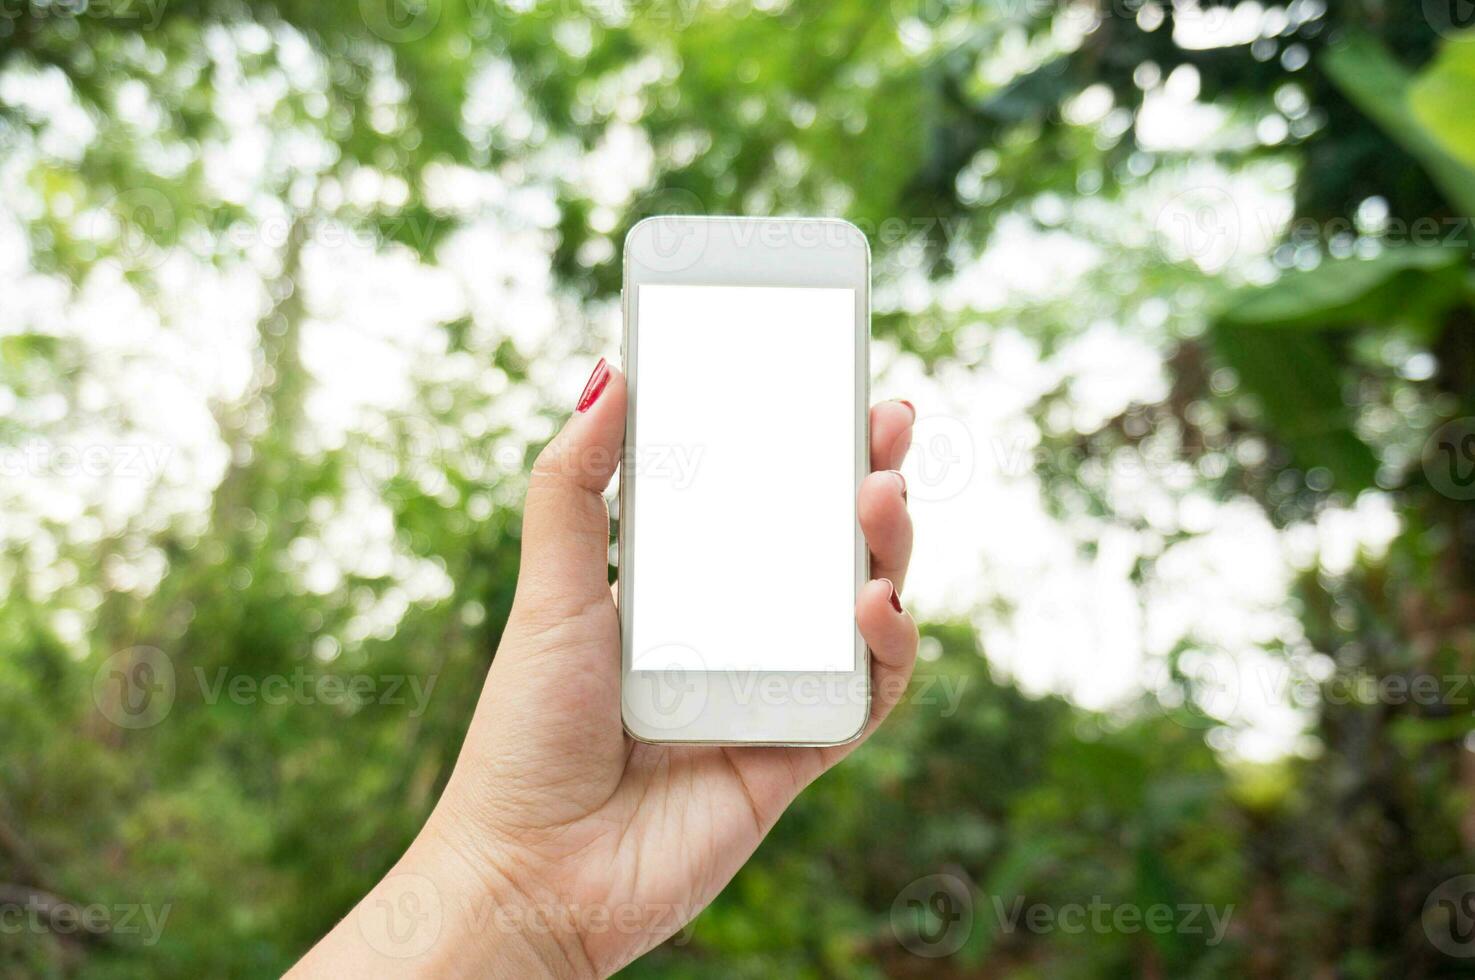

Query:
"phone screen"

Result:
[[628, 284, 857, 673]]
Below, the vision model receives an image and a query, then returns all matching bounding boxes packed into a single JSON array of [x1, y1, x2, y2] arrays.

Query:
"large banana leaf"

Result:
[[1218, 247, 1469, 336], [1324, 34, 1475, 219], [1213, 248, 1469, 493], [1410, 34, 1475, 169]]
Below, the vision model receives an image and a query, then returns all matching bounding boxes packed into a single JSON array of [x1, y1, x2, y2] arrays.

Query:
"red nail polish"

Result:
[[893, 470, 907, 502], [577, 358, 611, 413], [887, 581, 903, 613], [898, 399, 916, 419]]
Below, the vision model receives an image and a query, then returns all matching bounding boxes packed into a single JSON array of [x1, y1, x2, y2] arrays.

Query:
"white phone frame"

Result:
[[619, 216, 871, 746]]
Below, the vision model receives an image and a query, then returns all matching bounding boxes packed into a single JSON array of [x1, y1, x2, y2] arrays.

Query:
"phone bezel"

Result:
[[618, 215, 871, 746]]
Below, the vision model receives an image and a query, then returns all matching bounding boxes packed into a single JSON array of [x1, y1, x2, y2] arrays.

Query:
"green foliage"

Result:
[[3, 3, 1475, 979], [1411, 34, 1475, 169], [1213, 325, 1378, 494], [1211, 247, 1469, 492], [1216, 247, 1469, 336], [1323, 33, 1475, 219]]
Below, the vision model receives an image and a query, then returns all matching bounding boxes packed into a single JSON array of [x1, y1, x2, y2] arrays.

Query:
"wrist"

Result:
[[410, 806, 599, 979], [289, 810, 595, 980]]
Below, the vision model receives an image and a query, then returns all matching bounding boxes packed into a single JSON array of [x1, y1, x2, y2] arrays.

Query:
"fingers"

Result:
[[815, 577, 919, 768], [859, 469, 913, 593], [735, 573, 920, 788], [857, 577, 919, 725], [843, 399, 917, 757], [871, 400, 914, 472], [514, 359, 626, 620]]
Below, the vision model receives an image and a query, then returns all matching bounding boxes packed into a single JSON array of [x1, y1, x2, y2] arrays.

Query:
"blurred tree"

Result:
[[1, 2, 1474, 978]]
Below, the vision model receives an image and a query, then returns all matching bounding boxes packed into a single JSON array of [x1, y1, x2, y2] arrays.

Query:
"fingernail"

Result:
[[886, 580, 903, 614], [898, 399, 916, 419], [577, 358, 611, 413], [891, 470, 907, 502]]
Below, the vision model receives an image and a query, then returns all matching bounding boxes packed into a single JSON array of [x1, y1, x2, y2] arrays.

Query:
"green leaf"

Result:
[[1389, 712, 1475, 752], [1410, 34, 1475, 169], [1212, 248, 1471, 492], [1323, 34, 1475, 218], [1213, 326, 1379, 492], [0, 333, 62, 367], [1217, 247, 1468, 336]]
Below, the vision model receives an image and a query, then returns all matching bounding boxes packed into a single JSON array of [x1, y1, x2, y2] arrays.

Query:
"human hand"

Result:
[[291, 359, 917, 978]]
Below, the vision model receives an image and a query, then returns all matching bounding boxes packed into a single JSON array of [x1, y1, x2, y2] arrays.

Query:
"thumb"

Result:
[[513, 358, 626, 620]]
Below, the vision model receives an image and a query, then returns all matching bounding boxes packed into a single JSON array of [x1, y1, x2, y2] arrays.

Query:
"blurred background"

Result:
[[3, 0, 1475, 976]]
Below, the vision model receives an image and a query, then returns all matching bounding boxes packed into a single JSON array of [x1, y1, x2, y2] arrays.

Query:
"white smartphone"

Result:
[[618, 216, 870, 745]]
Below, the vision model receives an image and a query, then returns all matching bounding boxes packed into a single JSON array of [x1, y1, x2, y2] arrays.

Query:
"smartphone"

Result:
[[618, 216, 870, 745]]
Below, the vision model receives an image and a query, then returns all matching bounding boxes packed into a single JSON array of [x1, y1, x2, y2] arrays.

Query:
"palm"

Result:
[[470, 589, 830, 956], [543, 742, 832, 968]]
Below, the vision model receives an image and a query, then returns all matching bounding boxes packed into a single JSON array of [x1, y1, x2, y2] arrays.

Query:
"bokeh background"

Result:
[[4, 0, 1475, 976]]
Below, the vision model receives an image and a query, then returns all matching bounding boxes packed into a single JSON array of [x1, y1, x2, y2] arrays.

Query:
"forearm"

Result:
[[287, 814, 595, 980]]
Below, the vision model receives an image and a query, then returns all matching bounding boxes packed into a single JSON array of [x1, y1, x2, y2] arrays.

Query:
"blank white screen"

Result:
[[629, 284, 856, 672]]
